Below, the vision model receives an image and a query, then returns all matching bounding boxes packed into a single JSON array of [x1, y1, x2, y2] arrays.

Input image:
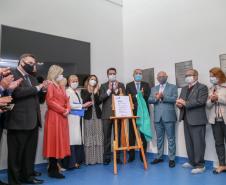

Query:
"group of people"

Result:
[[0, 53, 226, 185], [149, 68, 226, 175]]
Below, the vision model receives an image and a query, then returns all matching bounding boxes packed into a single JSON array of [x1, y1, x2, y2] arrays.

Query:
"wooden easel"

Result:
[[110, 92, 148, 175]]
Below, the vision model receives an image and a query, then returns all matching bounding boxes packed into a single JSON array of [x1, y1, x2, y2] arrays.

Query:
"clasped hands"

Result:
[[176, 98, 186, 108], [0, 67, 23, 90], [37, 80, 50, 91], [209, 93, 218, 103], [155, 92, 164, 100]]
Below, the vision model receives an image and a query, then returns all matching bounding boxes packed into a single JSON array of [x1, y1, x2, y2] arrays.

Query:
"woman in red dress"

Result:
[[43, 65, 71, 179]]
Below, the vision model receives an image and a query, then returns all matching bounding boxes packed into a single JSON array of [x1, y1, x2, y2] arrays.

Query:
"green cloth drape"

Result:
[[136, 91, 153, 142]]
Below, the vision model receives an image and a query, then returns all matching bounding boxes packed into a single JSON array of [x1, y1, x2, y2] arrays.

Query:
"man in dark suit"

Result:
[[176, 69, 208, 174], [99, 67, 126, 165], [5, 54, 47, 185], [126, 69, 150, 162]]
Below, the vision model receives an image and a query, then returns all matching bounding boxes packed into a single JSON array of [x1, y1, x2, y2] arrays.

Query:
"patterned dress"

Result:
[[83, 93, 104, 164]]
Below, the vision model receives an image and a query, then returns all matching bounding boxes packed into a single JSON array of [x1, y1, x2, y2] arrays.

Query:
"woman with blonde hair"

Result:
[[43, 65, 70, 178], [81, 75, 104, 164], [206, 67, 226, 174]]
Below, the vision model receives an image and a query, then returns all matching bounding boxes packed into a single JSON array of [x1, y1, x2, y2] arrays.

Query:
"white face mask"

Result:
[[210, 77, 218, 85], [70, 82, 79, 89], [56, 74, 64, 82], [185, 76, 194, 84], [108, 74, 116, 82], [89, 79, 97, 86]]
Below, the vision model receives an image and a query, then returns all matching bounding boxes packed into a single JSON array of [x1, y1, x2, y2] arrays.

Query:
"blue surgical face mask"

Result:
[[210, 77, 218, 85], [134, 74, 142, 82]]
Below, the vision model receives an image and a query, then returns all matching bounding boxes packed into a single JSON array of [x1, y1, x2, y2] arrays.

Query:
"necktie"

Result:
[[159, 85, 164, 93], [136, 83, 140, 92], [24, 74, 32, 86], [112, 82, 115, 95]]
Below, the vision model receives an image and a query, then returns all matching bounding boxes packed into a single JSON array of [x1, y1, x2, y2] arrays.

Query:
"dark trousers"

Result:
[[103, 119, 121, 161], [184, 118, 206, 168], [48, 158, 58, 173], [7, 127, 38, 185], [212, 121, 226, 166], [128, 119, 147, 160], [0, 128, 3, 142], [61, 145, 85, 169]]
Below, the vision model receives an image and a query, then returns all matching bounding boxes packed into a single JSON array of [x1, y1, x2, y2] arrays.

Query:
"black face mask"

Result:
[[23, 63, 34, 75]]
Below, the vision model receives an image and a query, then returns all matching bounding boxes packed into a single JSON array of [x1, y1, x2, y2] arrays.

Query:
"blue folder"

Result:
[[70, 109, 85, 116]]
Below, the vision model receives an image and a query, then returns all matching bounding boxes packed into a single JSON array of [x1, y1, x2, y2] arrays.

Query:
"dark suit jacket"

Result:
[[5, 69, 42, 130], [81, 89, 102, 119], [178, 82, 208, 125], [99, 81, 126, 119], [0, 90, 8, 129], [126, 81, 150, 113]]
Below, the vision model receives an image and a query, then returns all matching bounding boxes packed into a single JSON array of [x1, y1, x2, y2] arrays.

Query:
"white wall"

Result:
[[1, 0, 226, 170], [0, 0, 124, 82], [0, 0, 123, 169], [123, 0, 226, 162]]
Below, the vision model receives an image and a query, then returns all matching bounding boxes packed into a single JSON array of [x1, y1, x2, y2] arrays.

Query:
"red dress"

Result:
[[43, 83, 71, 159]]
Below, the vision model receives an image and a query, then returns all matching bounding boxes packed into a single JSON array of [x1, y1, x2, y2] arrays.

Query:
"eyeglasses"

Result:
[[22, 59, 36, 66], [185, 74, 195, 77]]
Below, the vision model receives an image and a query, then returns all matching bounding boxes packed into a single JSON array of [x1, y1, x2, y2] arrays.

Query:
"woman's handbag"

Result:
[[215, 102, 224, 123]]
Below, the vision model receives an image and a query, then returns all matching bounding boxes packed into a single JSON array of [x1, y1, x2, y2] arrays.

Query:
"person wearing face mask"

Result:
[[149, 71, 178, 168], [125, 69, 150, 162], [206, 67, 226, 174], [176, 69, 208, 174], [43, 65, 70, 179], [99, 67, 126, 165], [5, 54, 47, 185], [62, 75, 92, 169], [81, 75, 104, 165]]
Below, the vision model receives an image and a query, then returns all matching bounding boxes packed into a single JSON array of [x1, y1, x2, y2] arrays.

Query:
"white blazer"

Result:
[[66, 87, 83, 145], [206, 83, 226, 124]]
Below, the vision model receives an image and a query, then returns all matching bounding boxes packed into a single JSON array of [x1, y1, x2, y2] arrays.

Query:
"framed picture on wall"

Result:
[[220, 54, 226, 74], [175, 60, 193, 88], [142, 68, 155, 88]]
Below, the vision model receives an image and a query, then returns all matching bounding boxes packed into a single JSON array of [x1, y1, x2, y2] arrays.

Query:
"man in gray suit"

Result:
[[99, 67, 126, 165], [176, 69, 208, 174], [149, 71, 178, 168]]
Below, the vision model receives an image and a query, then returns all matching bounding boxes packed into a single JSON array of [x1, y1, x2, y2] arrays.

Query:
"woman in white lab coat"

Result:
[[62, 75, 92, 169]]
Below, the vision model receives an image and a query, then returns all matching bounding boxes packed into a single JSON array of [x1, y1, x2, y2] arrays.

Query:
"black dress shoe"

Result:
[[117, 159, 123, 164], [48, 171, 65, 179], [150, 158, 164, 164], [128, 158, 135, 163], [169, 160, 176, 168], [213, 169, 226, 174], [32, 171, 42, 177], [0, 180, 8, 185], [103, 159, 111, 165], [20, 177, 44, 184]]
